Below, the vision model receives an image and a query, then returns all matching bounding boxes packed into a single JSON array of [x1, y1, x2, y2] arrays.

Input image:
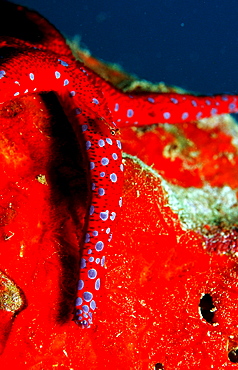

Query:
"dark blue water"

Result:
[[10, 0, 238, 94]]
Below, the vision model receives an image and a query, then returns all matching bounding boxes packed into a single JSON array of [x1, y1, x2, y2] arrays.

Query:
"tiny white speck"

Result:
[[81, 68, 88, 75], [163, 112, 171, 120], [86, 141, 91, 150], [110, 173, 117, 183], [92, 98, 99, 105], [82, 124, 88, 132], [110, 212, 116, 221], [95, 241, 104, 251], [100, 210, 109, 221], [55, 71, 61, 79], [114, 103, 119, 112], [101, 256, 106, 267], [101, 157, 109, 166], [211, 108, 218, 115], [58, 59, 69, 67], [85, 233, 90, 243], [98, 139, 105, 147], [75, 108, 82, 115], [127, 109, 134, 118], [106, 138, 113, 145], [117, 140, 122, 149], [29, 73, 34, 81], [0, 70, 6, 79], [95, 278, 100, 290], [182, 112, 189, 120], [229, 103, 236, 111]]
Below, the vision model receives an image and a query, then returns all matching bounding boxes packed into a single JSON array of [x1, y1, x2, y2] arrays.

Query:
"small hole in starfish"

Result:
[[199, 293, 216, 324], [154, 363, 164, 369], [228, 348, 238, 363]]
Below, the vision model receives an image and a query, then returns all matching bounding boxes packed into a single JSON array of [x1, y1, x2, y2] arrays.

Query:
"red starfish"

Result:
[[1, 1, 238, 328]]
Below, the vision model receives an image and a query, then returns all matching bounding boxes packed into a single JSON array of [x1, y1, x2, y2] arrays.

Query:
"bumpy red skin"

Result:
[[1, 2, 238, 329]]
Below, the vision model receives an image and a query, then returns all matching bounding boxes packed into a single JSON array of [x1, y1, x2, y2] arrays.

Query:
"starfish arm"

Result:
[[95, 78, 238, 126], [0, 43, 114, 126], [74, 114, 123, 327], [0, 45, 123, 327]]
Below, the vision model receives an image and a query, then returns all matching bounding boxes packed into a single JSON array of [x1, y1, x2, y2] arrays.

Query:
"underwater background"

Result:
[[10, 0, 238, 94]]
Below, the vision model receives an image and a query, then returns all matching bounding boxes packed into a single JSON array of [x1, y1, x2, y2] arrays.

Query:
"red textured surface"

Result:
[[0, 94, 238, 369], [121, 119, 238, 188]]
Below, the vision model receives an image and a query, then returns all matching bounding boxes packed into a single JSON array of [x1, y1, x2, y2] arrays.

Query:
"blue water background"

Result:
[[10, 0, 238, 94]]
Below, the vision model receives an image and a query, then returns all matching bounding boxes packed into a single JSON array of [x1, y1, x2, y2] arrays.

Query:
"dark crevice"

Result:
[[0, 2, 44, 43], [199, 293, 216, 325], [228, 348, 238, 363], [154, 364, 164, 370]]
